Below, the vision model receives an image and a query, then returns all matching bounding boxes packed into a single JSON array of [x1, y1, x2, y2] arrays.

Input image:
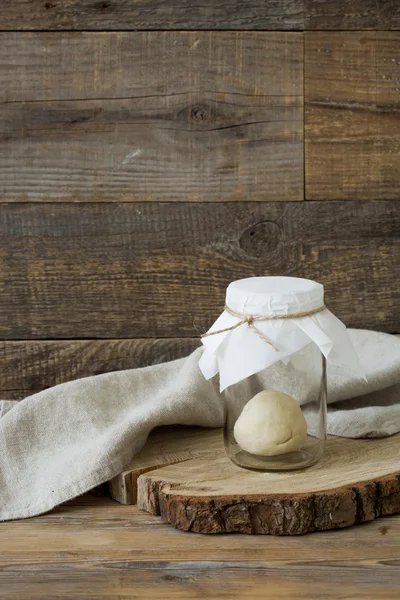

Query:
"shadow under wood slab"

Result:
[[136, 429, 400, 535], [0, 32, 303, 203]]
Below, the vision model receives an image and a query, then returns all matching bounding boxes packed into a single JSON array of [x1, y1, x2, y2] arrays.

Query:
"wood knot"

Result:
[[190, 106, 207, 121], [239, 221, 283, 258], [380, 526, 389, 535]]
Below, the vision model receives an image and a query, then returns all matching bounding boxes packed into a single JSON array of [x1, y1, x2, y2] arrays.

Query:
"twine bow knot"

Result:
[[201, 304, 326, 353]]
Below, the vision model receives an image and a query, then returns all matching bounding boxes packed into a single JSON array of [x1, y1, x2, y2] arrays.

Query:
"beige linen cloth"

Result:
[[0, 329, 399, 522]]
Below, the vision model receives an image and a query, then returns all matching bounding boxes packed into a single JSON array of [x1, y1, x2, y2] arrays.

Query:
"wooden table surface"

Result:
[[1, 495, 399, 599]]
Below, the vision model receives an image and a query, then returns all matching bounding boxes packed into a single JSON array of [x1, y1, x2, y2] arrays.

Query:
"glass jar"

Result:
[[200, 276, 361, 472], [223, 342, 327, 471]]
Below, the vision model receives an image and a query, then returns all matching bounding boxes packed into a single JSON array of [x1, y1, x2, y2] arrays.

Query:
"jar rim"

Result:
[[228, 276, 323, 297]]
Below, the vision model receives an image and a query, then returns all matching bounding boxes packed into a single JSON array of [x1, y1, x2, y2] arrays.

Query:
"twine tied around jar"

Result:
[[201, 304, 326, 352]]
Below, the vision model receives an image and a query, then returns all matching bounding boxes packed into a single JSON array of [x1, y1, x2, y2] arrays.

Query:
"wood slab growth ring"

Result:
[[137, 431, 400, 535]]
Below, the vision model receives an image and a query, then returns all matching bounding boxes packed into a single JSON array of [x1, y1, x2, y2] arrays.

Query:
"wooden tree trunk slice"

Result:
[[136, 429, 400, 535], [109, 426, 221, 504]]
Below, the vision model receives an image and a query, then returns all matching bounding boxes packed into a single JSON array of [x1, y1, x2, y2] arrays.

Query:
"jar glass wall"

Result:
[[223, 342, 327, 471]]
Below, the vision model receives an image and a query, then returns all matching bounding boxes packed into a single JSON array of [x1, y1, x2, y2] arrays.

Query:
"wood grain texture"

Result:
[[0, 201, 398, 339], [0, 1, 304, 30], [0, 32, 303, 203], [0, 339, 199, 399], [138, 433, 400, 535], [305, 1, 400, 29], [0, 496, 399, 599], [306, 32, 400, 200], [2, 1, 400, 30]]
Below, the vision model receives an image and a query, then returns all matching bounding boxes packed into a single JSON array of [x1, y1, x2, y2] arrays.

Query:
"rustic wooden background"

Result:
[[0, 2, 399, 399]]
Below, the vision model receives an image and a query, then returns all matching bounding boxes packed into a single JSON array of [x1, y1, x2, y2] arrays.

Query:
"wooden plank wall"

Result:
[[0, 3, 399, 399]]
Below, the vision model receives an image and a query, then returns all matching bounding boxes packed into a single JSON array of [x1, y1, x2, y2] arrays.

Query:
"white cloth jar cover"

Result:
[[199, 276, 364, 391]]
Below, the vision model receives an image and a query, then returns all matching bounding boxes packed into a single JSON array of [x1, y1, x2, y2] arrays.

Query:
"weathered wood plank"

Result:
[[305, 32, 400, 200], [1, 562, 400, 600], [2, 496, 400, 563], [0, 32, 303, 203], [0, 497, 399, 599], [0, 339, 199, 399], [2, 1, 400, 30], [0, 201, 398, 339], [305, 0, 400, 30], [0, 1, 305, 30]]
